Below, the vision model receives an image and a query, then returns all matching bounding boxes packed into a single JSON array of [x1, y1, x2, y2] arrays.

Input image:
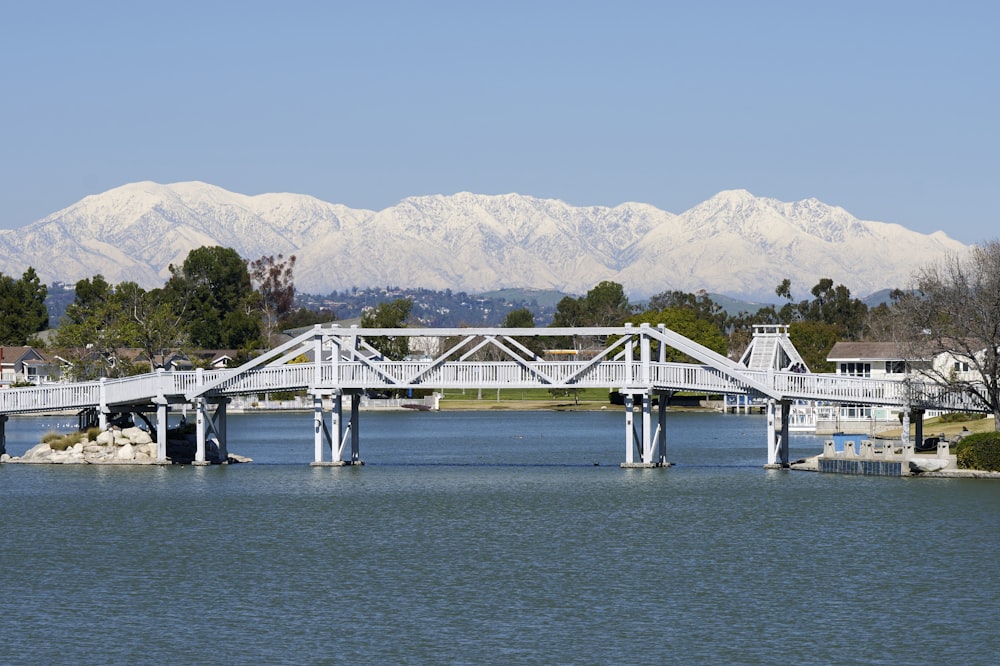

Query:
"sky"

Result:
[[1, 0, 996, 244]]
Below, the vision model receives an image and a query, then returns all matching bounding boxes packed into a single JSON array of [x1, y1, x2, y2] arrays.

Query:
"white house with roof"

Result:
[[822, 340, 990, 435], [0, 346, 61, 387]]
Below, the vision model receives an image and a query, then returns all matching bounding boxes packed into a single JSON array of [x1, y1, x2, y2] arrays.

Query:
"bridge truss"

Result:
[[1, 324, 989, 467]]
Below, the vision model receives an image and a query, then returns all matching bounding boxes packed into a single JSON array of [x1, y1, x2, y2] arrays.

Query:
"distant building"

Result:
[[0, 346, 61, 386]]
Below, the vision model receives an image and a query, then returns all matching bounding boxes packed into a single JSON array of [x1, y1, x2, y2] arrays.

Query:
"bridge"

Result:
[[0, 324, 988, 467]]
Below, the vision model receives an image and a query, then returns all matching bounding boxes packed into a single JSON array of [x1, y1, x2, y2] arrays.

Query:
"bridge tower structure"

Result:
[[737, 325, 811, 468]]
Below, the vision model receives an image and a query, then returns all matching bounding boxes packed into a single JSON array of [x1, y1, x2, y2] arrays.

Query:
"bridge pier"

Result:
[[765, 399, 791, 468], [156, 402, 168, 463], [311, 390, 362, 466], [0, 414, 7, 457], [194, 397, 229, 464], [911, 409, 925, 448], [621, 390, 669, 468]]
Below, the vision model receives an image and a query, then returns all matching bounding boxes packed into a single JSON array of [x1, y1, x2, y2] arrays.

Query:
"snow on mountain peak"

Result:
[[0, 182, 970, 301]]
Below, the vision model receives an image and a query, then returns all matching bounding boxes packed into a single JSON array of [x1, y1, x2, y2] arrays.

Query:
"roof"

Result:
[[827, 341, 931, 362], [1, 346, 49, 365]]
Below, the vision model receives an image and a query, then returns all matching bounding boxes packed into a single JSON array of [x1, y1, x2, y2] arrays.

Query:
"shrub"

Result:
[[940, 412, 987, 423], [86, 427, 101, 440], [954, 432, 1000, 472], [41, 431, 61, 443], [48, 434, 75, 451]]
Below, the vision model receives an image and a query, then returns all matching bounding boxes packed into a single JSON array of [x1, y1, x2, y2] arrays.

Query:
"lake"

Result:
[[2, 410, 998, 664]]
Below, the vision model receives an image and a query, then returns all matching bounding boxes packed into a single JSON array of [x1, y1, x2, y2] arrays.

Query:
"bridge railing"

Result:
[[0, 381, 102, 414], [649, 364, 753, 394], [2, 356, 989, 415]]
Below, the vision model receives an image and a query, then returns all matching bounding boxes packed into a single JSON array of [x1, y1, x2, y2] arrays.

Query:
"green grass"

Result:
[[439, 387, 608, 402]]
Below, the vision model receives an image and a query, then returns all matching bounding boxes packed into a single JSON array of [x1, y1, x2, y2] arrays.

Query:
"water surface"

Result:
[[2, 411, 997, 664]]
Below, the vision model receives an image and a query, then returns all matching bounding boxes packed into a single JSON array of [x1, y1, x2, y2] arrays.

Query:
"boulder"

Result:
[[116, 442, 135, 461], [22, 442, 52, 461], [909, 457, 950, 473], [123, 427, 153, 445]]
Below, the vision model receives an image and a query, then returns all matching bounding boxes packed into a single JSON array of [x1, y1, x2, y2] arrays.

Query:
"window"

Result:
[[840, 404, 872, 419], [839, 362, 871, 377], [954, 361, 971, 372], [886, 360, 906, 374]]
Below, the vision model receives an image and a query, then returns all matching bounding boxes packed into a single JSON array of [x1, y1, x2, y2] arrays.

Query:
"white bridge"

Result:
[[0, 324, 988, 467]]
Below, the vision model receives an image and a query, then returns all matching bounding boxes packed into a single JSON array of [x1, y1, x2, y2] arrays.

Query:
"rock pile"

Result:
[[2, 426, 250, 465]]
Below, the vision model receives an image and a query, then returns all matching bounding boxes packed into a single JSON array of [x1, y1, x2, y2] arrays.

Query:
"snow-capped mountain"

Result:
[[0, 181, 968, 301]]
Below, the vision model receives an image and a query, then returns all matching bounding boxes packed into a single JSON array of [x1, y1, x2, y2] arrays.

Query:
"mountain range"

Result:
[[0, 181, 968, 301]]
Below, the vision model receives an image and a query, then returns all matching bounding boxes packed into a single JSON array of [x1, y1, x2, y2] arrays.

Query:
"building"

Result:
[[0, 346, 61, 387]]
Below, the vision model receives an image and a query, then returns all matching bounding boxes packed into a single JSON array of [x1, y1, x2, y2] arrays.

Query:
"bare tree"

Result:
[[250, 254, 297, 343], [893, 240, 1000, 429]]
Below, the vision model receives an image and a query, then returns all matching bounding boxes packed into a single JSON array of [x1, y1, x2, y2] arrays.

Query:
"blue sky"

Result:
[[1, 1, 996, 243]]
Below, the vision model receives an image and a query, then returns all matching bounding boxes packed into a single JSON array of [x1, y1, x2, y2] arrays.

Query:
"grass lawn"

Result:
[[877, 414, 997, 439], [438, 387, 615, 411]]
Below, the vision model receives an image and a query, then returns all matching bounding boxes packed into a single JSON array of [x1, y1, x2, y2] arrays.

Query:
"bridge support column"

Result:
[[621, 391, 669, 468], [194, 398, 228, 465], [623, 393, 635, 465], [195, 399, 207, 464], [156, 403, 168, 463], [313, 394, 326, 463], [766, 400, 790, 468], [311, 391, 362, 466], [901, 410, 910, 446], [1, 413, 7, 457], [911, 409, 925, 448]]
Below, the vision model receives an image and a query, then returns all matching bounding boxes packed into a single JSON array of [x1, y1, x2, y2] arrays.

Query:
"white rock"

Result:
[[131, 431, 153, 445], [116, 442, 135, 460], [909, 457, 950, 473], [23, 442, 52, 461], [96, 431, 114, 445]]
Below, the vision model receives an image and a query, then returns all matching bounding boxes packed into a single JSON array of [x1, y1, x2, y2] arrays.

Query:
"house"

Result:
[[823, 340, 984, 435], [0, 346, 61, 386]]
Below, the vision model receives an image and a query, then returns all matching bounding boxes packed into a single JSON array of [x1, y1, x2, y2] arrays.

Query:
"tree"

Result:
[[166, 246, 261, 350], [502, 307, 545, 358], [361, 298, 413, 359], [0, 267, 49, 344], [55, 276, 141, 379], [582, 281, 634, 326], [634, 306, 728, 363], [788, 321, 840, 372], [250, 253, 297, 342], [891, 240, 1000, 430], [502, 307, 535, 329], [281, 307, 336, 330], [115, 282, 188, 372]]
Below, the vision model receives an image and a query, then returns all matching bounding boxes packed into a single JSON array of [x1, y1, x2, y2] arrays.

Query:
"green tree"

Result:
[[502, 307, 535, 329], [0, 267, 49, 344], [55, 277, 141, 378], [634, 306, 728, 362], [582, 280, 634, 326], [502, 307, 545, 358], [550, 295, 587, 328], [361, 298, 413, 359], [166, 246, 261, 350], [788, 321, 841, 372], [647, 289, 727, 333], [118, 283, 188, 370]]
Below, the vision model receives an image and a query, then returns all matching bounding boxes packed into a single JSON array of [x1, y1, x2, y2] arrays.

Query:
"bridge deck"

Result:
[[0, 325, 988, 416]]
